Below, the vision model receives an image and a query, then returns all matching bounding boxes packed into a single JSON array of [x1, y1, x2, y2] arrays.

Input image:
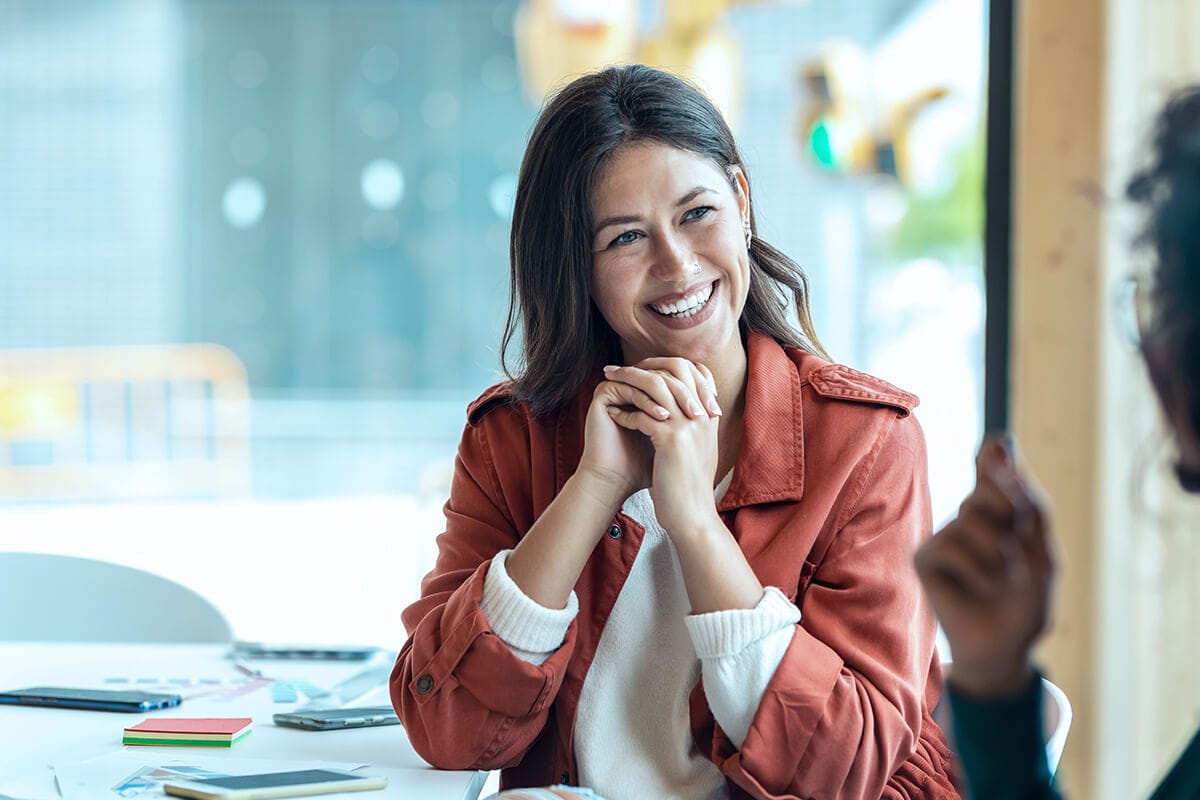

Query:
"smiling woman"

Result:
[[390, 64, 960, 800]]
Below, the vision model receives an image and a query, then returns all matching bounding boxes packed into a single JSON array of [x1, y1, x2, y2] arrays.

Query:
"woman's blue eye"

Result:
[[684, 206, 713, 221], [611, 230, 640, 247]]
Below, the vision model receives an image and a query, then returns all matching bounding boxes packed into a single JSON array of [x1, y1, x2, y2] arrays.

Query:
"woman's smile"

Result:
[[646, 279, 719, 329]]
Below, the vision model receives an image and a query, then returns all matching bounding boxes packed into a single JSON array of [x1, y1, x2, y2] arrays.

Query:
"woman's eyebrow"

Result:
[[675, 186, 715, 206], [593, 213, 641, 237], [592, 186, 716, 237]]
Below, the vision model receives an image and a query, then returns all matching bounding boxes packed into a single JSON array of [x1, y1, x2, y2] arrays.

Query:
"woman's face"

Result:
[[1142, 330, 1200, 490], [588, 141, 751, 367]]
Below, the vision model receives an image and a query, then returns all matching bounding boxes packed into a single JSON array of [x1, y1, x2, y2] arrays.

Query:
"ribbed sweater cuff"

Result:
[[684, 585, 800, 658], [946, 671, 1056, 799], [480, 549, 578, 656]]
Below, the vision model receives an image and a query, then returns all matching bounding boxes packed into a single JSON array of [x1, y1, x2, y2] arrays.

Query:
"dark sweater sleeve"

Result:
[[946, 673, 1061, 800], [1148, 726, 1200, 800]]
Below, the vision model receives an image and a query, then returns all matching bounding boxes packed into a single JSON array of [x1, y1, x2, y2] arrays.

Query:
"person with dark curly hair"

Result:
[[915, 85, 1200, 800], [391, 64, 959, 799]]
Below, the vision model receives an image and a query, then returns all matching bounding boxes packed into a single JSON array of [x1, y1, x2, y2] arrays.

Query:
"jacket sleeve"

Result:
[[389, 411, 576, 771], [711, 412, 938, 800]]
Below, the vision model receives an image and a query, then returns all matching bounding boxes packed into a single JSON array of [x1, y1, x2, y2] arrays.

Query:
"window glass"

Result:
[[0, 0, 985, 643]]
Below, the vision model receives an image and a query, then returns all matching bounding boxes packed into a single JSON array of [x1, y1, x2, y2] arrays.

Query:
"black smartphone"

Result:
[[272, 705, 399, 731], [0, 686, 182, 712]]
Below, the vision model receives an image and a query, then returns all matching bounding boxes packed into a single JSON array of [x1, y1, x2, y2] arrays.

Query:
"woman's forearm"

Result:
[[504, 469, 629, 609], [670, 513, 764, 613]]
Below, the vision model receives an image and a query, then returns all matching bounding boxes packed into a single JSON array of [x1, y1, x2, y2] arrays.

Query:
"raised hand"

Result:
[[599, 357, 722, 537], [914, 434, 1056, 696]]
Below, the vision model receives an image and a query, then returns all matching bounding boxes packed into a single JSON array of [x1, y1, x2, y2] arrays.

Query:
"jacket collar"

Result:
[[718, 330, 806, 510]]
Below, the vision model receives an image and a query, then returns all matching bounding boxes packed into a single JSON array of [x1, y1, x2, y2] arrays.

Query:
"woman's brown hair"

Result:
[[502, 64, 827, 414]]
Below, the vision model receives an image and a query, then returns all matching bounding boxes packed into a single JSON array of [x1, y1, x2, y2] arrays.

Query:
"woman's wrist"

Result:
[[660, 505, 725, 547], [570, 465, 637, 512], [948, 656, 1037, 698], [505, 469, 632, 609]]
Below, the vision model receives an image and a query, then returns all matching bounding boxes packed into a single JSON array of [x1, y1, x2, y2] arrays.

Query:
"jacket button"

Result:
[[415, 674, 434, 694], [606, 523, 621, 539]]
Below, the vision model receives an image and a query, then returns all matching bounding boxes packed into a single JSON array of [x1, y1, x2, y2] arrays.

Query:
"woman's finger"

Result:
[[597, 379, 671, 421], [956, 500, 1034, 588], [656, 369, 705, 419], [958, 501, 1037, 586], [980, 464, 1051, 587], [604, 364, 706, 419], [965, 435, 1055, 591], [916, 527, 1007, 601], [1000, 470, 1054, 581], [648, 357, 717, 418], [606, 405, 660, 437], [966, 470, 1020, 523], [622, 357, 720, 418], [971, 434, 1042, 538], [695, 362, 721, 415], [679, 360, 720, 416], [946, 499, 1013, 577]]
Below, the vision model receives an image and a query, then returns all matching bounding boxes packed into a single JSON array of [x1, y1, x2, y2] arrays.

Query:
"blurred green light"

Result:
[[809, 119, 837, 169]]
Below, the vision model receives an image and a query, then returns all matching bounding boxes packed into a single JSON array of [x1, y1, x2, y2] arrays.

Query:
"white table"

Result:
[[0, 643, 488, 800]]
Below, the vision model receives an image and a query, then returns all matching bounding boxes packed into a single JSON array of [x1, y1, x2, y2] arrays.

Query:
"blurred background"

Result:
[[0, 0, 987, 646]]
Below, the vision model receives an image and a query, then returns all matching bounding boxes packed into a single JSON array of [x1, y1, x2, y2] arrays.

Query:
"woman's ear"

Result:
[[728, 165, 751, 224]]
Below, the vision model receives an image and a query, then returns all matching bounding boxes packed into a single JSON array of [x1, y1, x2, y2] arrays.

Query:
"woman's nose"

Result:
[[651, 234, 695, 282]]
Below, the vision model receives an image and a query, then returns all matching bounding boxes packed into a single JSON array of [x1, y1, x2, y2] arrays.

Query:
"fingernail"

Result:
[[655, 406, 670, 419], [603, 365, 619, 372], [688, 400, 704, 417], [709, 399, 723, 417], [980, 431, 1010, 462]]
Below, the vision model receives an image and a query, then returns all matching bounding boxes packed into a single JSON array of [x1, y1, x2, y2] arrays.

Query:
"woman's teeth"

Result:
[[650, 283, 714, 318]]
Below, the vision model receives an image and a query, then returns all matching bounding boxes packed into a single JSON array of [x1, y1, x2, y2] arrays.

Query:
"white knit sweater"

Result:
[[480, 480, 800, 800]]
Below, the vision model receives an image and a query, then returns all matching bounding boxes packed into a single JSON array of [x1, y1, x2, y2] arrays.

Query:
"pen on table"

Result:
[[231, 657, 266, 679]]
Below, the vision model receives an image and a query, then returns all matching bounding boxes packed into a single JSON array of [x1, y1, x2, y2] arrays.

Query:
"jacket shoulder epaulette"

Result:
[[467, 382, 518, 425], [806, 364, 918, 417]]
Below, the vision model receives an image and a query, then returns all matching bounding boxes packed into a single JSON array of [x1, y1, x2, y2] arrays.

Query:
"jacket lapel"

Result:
[[718, 331, 807, 511]]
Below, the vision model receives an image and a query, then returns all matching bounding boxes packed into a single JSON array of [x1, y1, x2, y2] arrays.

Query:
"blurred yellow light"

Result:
[[513, 0, 640, 106], [0, 382, 80, 438]]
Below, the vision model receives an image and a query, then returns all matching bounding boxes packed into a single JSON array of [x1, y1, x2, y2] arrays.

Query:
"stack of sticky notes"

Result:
[[122, 717, 253, 747]]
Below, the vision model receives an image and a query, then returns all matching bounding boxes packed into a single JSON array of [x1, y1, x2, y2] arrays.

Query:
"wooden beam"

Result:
[[1011, 1, 1106, 797]]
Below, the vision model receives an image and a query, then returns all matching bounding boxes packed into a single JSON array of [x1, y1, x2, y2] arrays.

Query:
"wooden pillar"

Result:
[[1010, 1, 1106, 798]]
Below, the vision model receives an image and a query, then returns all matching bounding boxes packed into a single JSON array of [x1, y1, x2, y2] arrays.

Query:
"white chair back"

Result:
[[0, 552, 232, 643], [1040, 675, 1073, 776]]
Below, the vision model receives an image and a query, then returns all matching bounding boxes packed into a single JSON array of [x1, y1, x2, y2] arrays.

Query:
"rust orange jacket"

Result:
[[391, 331, 958, 799]]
